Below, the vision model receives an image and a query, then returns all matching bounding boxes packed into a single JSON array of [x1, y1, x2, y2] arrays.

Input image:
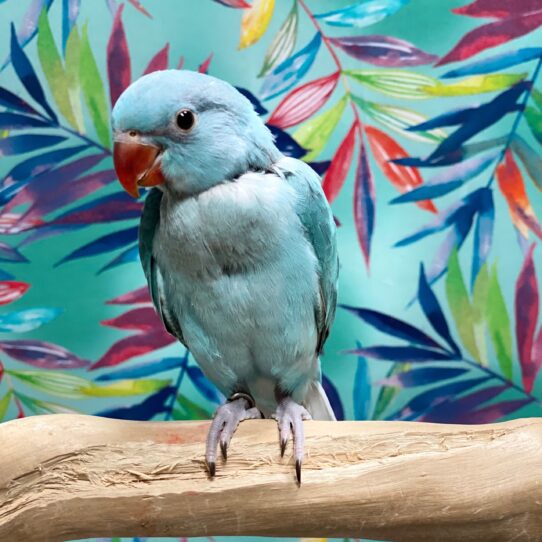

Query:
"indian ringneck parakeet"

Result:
[[111, 70, 338, 483]]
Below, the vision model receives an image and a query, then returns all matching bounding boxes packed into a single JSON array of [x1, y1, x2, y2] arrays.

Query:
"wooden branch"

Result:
[[0, 415, 541, 541]]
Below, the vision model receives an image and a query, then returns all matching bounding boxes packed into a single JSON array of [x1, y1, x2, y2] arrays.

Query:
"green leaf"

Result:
[[0, 391, 12, 420], [511, 135, 542, 192], [81, 378, 171, 397], [446, 250, 479, 361], [15, 392, 80, 415], [79, 23, 110, 148], [8, 369, 89, 398], [64, 25, 84, 131], [258, 0, 297, 77], [525, 105, 542, 146], [174, 394, 212, 420], [293, 95, 348, 161], [372, 363, 410, 419], [421, 73, 526, 97], [486, 266, 513, 379], [531, 88, 542, 110], [345, 69, 438, 100], [37, 10, 76, 128], [353, 96, 446, 144]]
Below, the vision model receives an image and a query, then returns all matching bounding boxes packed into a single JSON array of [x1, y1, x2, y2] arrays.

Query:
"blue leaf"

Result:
[[0, 112, 52, 130], [97, 243, 139, 274], [0, 269, 14, 280], [315, 0, 408, 28], [308, 160, 331, 175], [349, 346, 453, 362], [0, 180, 31, 206], [418, 264, 461, 356], [379, 366, 469, 387], [0, 242, 27, 263], [0, 86, 41, 116], [408, 106, 479, 131], [391, 150, 500, 204], [62, 0, 81, 52], [442, 48, 542, 78], [186, 365, 223, 404], [388, 377, 489, 420], [10, 23, 57, 122], [235, 86, 267, 115], [55, 226, 139, 266], [0, 134, 66, 156], [341, 305, 446, 350], [96, 386, 176, 420], [353, 345, 371, 420], [0, 307, 62, 333], [268, 125, 307, 158], [322, 374, 344, 420], [96, 357, 182, 381], [471, 189, 494, 288], [260, 33, 321, 100], [3, 145, 88, 185]]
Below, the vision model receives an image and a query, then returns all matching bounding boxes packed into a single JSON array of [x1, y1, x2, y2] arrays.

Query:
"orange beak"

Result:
[[113, 137, 165, 198]]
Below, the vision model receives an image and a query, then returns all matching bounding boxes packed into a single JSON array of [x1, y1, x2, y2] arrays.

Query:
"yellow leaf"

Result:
[[239, 0, 275, 49], [421, 73, 526, 97]]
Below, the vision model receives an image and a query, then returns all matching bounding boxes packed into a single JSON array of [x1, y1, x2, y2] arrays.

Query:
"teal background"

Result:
[[0, 1, 541, 541]]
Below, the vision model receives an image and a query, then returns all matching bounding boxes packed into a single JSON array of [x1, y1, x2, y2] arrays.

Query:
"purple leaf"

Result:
[[471, 188, 494, 287], [328, 35, 438, 67], [349, 345, 453, 362], [107, 4, 131, 106], [353, 346, 371, 420], [463, 398, 533, 424], [260, 33, 321, 100], [0, 339, 89, 369], [0, 242, 27, 263], [0, 134, 66, 157], [96, 357, 182, 381], [341, 305, 446, 350], [353, 140, 375, 268], [55, 226, 138, 266], [10, 23, 57, 122], [186, 365, 223, 404], [322, 374, 344, 420], [378, 367, 469, 387]]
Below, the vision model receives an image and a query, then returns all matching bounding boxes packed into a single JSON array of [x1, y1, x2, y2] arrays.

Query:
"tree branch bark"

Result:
[[0, 414, 540, 541]]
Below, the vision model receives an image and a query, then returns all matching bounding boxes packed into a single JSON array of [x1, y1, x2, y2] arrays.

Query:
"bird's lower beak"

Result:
[[113, 138, 165, 198]]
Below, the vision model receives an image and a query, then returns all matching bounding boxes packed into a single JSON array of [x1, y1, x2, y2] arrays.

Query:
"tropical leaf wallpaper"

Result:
[[0, 0, 541, 541]]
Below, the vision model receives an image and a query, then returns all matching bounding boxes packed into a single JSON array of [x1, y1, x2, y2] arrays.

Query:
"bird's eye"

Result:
[[176, 109, 196, 131], [128, 130, 138, 138]]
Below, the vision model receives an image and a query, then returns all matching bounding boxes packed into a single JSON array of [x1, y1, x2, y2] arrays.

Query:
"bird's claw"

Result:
[[205, 396, 261, 477], [273, 398, 311, 484]]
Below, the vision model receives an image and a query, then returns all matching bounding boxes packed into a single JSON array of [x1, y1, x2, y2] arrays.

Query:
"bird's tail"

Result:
[[304, 380, 336, 421]]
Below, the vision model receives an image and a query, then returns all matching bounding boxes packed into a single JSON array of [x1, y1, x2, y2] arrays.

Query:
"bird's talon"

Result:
[[280, 438, 287, 457], [295, 459, 302, 484], [207, 460, 216, 478], [220, 440, 228, 461]]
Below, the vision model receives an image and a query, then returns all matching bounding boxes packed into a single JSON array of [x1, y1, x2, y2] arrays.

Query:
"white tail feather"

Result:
[[303, 380, 336, 421]]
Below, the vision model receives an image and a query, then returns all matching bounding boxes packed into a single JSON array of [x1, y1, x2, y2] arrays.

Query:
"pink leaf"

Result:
[[267, 72, 340, 129], [143, 43, 169, 75], [198, 53, 214, 74], [0, 281, 30, 305], [107, 4, 131, 106], [322, 123, 357, 204], [464, 399, 533, 423], [437, 11, 542, 66], [127, 0, 152, 18], [515, 243, 539, 393], [90, 328, 176, 370], [530, 326, 542, 389], [107, 287, 152, 305], [453, 0, 541, 18], [353, 140, 375, 269], [101, 307, 161, 332], [177, 56, 185, 69], [0, 340, 89, 369], [0, 214, 43, 234], [214, 0, 251, 7]]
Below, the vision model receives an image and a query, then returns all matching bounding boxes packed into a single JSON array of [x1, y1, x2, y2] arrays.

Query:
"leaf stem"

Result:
[[486, 56, 542, 188], [164, 350, 190, 421]]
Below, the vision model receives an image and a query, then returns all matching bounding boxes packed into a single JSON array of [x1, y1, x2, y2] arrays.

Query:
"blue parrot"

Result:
[[111, 70, 338, 483]]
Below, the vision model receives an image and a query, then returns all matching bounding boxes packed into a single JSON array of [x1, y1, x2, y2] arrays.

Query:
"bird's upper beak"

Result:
[[113, 133, 165, 198]]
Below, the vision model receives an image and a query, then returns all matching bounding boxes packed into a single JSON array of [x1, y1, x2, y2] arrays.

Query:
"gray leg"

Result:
[[205, 393, 262, 477], [272, 396, 311, 484]]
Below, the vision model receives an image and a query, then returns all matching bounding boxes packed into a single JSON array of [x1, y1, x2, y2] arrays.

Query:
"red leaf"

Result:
[[0, 281, 29, 305], [365, 125, 436, 213], [198, 53, 214, 74], [322, 123, 357, 204], [0, 340, 89, 369], [127, 0, 152, 18], [353, 140, 375, 269], [102, 307, 161, 332], [90, 328, 176, 370], [107, 287, 151, 305], [215, 0, 251, 7], [515, 243, 539, 393], [267, 72, 340, 129], [143, 43, 169, 75], [437, 11, 542, 66], [453, 0, 541, 18], [0, 214, 43, 234], [107, 4, 132, 106]]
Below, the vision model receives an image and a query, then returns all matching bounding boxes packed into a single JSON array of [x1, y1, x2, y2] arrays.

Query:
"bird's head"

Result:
[[111, 70, 280, 198]]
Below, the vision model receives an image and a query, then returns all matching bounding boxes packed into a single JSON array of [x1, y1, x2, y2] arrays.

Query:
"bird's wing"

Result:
[[274, 158, 339, 355], [139, 188, 186, 346]]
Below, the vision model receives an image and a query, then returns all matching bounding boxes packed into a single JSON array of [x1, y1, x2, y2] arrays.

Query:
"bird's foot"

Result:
[[205, 392, 262, 477], [272, 397, 311, 484]]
